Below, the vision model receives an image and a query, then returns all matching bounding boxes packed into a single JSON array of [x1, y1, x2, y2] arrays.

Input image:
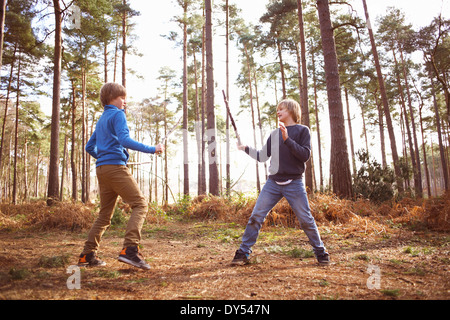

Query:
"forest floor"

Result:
[[0, 207, 449, 301]]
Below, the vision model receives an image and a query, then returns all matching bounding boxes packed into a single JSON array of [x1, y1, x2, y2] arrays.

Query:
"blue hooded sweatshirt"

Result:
[[85, 104, 156, 167]]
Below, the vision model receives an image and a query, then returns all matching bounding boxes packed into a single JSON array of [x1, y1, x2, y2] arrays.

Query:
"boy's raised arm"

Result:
[[114, 111, 156, 154]]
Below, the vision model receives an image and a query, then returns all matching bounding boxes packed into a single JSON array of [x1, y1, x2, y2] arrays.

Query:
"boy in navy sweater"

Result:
[[78, 82, 164, 270], [232, 99, 329, 265]]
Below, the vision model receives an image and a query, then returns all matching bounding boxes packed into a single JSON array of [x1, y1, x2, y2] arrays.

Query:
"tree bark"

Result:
[[316, 0, 353, 198], [182, 1, 189, 195], [47, 0, 63, 205], [296, 0, 313, 191], [70, 80, 77, 201], [13, 53, 21, 204], [122, 0, 127, 88], [205, 0, 219, 195]]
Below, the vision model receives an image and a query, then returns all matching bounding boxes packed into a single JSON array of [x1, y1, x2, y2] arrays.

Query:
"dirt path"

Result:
[[0, 219, 449, 301]]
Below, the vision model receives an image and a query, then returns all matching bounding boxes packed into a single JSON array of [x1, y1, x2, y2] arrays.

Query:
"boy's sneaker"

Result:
[[231, 249, 250, 265], [118, 246, 151, 270], [78, 252, 106, 267], [316, 252, 330, 266]]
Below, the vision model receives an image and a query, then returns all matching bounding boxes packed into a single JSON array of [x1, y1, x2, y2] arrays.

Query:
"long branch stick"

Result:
[[222, 89, 241, 145], [161, 115, 182, 145]]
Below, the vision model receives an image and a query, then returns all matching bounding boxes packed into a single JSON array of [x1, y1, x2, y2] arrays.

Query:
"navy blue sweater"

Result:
[[86, 105, 156, 167], [245, 124, 311, 182]]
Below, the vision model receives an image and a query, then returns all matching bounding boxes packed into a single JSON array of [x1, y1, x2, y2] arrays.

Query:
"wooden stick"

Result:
[[222, 90, 241, 145]]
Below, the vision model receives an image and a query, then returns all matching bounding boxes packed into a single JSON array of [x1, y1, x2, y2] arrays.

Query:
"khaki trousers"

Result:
[[82, 165, 147, 254]]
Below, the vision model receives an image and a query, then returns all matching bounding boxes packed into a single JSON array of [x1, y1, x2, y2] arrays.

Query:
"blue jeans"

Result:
[[239, 178, 326, 255]]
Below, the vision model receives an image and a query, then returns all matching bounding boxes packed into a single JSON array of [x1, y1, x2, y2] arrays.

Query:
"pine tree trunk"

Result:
[[13, 53, 21, 205], [276, 38, 287, 100], [316, 0, 353, 198], [297, 0, 313, 191], [399, 45, 422, 197], [122, 0, 127, 88], [47, 0, 62, 205], [430, 72, 449, 191], [362, 0, 403, 192], [244, 45, 260, 193], [344, 88, 356, 174], [71, 80, 78, 201], [81, 68, 86, 203], [205, 0, 219, 195], [225, 0, 231, 196], [312, 52, 324, 190], [104, 41, 108, 82], [182, 2, 189, 195], [0, 44, 16, 182], [199, 13, 206, 195]]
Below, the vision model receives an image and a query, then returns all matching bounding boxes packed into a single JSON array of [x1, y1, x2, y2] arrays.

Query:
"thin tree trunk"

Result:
[[60, 131, 68, 201], [0, 0, 6, 71], [35, 145, 40, 198], [164, 104, 168, 206], [13, 52, 21, 205], [360, 102, 369, 154], [344, 87, 356, 174], [193, 52, 202, 197], [47, 0, 63, 204], [312, 51, 323, 190], [297, 0, 313, 191], [399, 45, 422, 197], [182, 1, 189, 195], [225, 0, 231, 196], [276, 38, 287, 100], [362, 0, 403, 193], [430, 71, 449, 191], [419, 103, 431, 198], [71, 80, 78, 201], [243, 45, 260, 193], [23, 139, 28, 201], [0, 44, 16, 182], [104, 41, 108, 83], [205, 0, 219, 195], [113, 28, 119, 82], [122, 0, 127, 88], [253, 67, 268, 181], [394, 50, 417, 194], [199, 11, 206, 195], [81, 69, 86, 203], [374, 93, 387, 168]]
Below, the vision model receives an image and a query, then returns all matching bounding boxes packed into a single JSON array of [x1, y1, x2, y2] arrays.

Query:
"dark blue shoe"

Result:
[[316, 252, 330, 265], [231, 249, 250, 265]]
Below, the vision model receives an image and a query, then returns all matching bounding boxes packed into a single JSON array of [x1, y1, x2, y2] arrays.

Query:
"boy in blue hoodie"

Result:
[[78, 82, 164, 270]]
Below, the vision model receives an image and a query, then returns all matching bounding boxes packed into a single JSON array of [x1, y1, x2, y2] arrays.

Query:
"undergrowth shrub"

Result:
[[0, 190, 448, 232], [0, 201, 95, 231], [353, 150, 395, 203]]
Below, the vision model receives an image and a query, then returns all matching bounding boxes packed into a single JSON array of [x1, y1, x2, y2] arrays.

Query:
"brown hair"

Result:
[[277, 99, 301, 124], [100, 82, 127, 106]]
